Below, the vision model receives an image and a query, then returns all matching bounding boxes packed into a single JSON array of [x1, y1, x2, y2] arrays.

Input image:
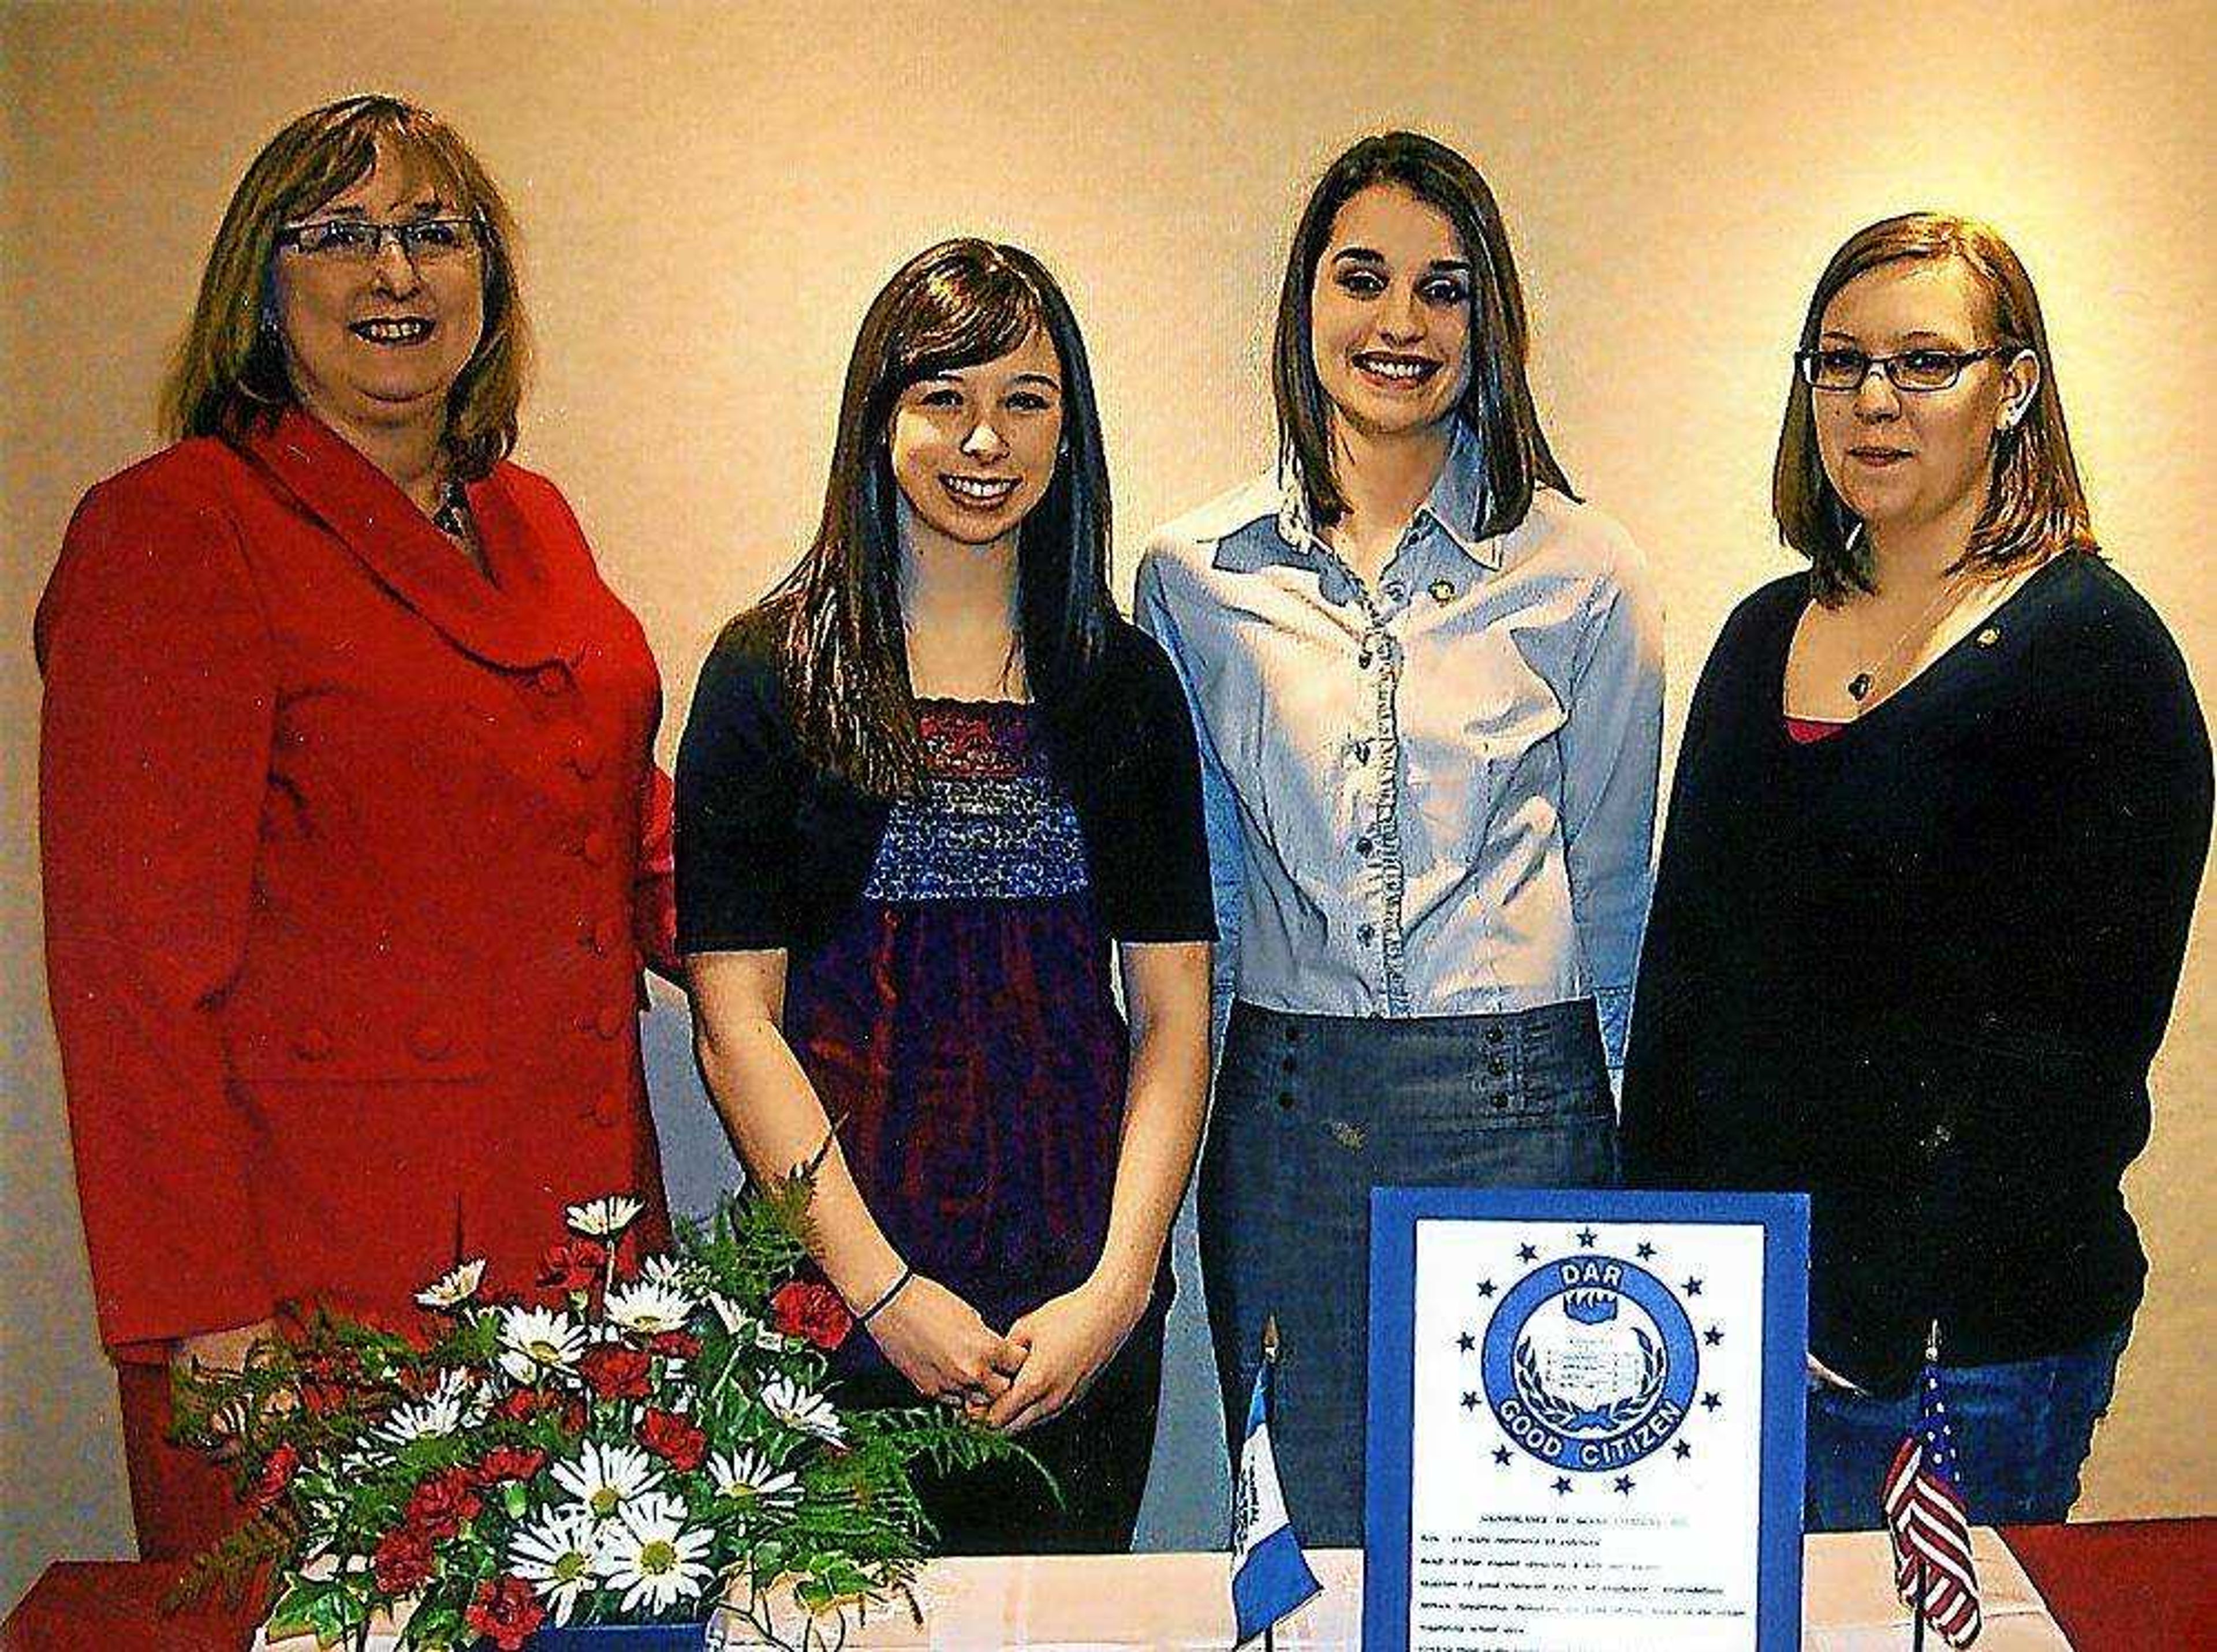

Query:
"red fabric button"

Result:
[[581, 828, 612, 866], [408, 1022, 452, 1061], [594, 1004, 628, 1041], [590, 916, 623, 956], [591, 1095, 624, 1128], [567, 737, 602, 779], [535, 666, 566, 695], [293, 1025, 333, 1062]]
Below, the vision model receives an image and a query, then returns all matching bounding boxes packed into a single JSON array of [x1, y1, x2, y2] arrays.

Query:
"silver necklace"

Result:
[[1847, 575, 1965, 704]]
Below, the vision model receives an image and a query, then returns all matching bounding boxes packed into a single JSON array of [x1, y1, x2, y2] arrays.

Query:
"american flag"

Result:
[[1882, 1361, 1983, 1647]]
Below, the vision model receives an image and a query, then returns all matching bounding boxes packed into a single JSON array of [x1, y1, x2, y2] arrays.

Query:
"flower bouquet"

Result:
[[170, 1186, 1033, 1650]]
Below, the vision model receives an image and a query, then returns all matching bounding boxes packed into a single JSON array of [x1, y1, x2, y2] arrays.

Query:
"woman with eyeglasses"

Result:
[[1621, 213, 2211, 1528], [1137, 131, 1664, 1545], [677, 240, 1212, 1551], [36, 95, 675, 1557]]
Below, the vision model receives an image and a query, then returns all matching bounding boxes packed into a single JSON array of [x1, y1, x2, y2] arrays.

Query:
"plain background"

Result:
[[2, 0, 2209, 1612]]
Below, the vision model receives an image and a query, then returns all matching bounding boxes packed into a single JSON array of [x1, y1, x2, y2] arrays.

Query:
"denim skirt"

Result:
[[1198, 997, 1617, 1547]]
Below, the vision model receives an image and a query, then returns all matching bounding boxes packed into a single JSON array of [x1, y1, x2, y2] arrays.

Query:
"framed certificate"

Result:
[[1364, 1188, 1808, 1650]]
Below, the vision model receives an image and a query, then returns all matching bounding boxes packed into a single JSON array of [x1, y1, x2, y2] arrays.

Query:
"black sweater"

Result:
[[1622, 555, 2211, 1395], [675, 609, 1216, 956]]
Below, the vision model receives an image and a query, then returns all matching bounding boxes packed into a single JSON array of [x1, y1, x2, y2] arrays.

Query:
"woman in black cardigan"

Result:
[[1622, 213, 2211, 1531], [677, 240, 1213, 1552]]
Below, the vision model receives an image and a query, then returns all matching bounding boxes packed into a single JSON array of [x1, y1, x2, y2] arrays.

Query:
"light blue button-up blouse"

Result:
[[1134, 425, 1664, 1071]]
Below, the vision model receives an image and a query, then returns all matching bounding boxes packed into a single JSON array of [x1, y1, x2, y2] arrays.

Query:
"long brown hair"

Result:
[[1273, 131, 1576, 537], [1774, 212, 2096, 604], [161, 94, 529, 480], [765, 238, 1115, 798]]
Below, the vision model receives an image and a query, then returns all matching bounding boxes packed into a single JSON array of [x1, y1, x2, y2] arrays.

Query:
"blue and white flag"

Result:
[[1230, 1359, 1322, 1645]]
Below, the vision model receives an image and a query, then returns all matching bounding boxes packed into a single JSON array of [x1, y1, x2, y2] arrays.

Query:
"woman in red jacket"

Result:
[[35, 95, 673, 1558]]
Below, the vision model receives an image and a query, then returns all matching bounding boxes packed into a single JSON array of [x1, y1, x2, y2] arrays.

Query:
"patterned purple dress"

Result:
[[781, 701, 1131, 1367]]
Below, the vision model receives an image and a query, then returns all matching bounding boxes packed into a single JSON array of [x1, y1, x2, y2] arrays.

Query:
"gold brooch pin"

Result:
[[1428, 579, 1456, 603], [1976, 627, 2000, 647]]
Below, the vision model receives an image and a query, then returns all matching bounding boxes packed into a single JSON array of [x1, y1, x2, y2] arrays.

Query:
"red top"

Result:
[[1785, 714, 1848, 744], [37, 409, 673, 1358]]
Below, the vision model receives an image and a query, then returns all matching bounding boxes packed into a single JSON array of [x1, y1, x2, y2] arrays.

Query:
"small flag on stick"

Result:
[[1230, 1316, 1321, 1647], [1882, 1344, 1982, 1648]]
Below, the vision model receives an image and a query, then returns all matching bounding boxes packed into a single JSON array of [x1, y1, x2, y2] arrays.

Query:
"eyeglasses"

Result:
[[274, 217, 484, 264], [1796, 345, 2018, 394]]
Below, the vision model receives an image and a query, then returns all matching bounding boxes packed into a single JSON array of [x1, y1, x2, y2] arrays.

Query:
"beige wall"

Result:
[[3, 0, 2209, 1608]]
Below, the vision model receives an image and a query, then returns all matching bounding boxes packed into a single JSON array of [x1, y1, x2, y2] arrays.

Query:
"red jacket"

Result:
[[37, 409, 673, 1359]]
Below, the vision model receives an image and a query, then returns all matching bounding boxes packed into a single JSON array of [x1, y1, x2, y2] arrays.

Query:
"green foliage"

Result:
[[166, 1186, 1050, 1648]]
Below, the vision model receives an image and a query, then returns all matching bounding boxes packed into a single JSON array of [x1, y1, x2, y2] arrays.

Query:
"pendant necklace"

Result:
[[1846, 574, 1966, 704], [431, 480, 472, 540]]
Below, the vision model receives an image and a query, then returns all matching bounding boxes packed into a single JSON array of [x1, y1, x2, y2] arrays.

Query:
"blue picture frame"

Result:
[[1363, 1187, 1809, 1650]]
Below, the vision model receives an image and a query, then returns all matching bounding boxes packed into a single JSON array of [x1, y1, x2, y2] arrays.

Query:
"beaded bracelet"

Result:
[[857, 1264, 915, 1325]]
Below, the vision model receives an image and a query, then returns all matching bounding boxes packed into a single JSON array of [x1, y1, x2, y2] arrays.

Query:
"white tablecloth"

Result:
[[260, 1529, 2070, 1649]]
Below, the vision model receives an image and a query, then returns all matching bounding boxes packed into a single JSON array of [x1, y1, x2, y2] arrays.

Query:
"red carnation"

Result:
[[246, 1441, 301, 1511], [770, 1280, 853, 1351], [538, 1237, 607, 1293], [648, 1329, 703, 1361], [558, 1394, 589, 1436], [297, 1348, 359, 1416], [494, 1388, 548, 1422], [472, 1445, 547, 1486], [372, 1526, 436, 1595], [300, 1382, 348, 1417], [578, 1343, 653, 1400], [404, 1467, 482, 1541], [465, 1575, 547, 1651], [637, 1405, 708, 1471]]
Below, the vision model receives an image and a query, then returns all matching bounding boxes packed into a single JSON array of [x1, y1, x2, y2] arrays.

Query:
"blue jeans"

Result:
[[1803, 1326, 2130, 1531], [1199, 999, 1617, 1547]]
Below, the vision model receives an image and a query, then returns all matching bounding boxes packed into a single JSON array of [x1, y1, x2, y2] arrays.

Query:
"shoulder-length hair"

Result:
[[767, 238, 1115, 798], [1273, 130, 1576, 537], [1775, 212, 2096, 604], [161, 94, 530, 480]]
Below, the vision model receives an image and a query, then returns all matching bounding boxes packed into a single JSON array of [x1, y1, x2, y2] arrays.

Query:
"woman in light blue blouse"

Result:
[[1136, 130, 1664, 1545]]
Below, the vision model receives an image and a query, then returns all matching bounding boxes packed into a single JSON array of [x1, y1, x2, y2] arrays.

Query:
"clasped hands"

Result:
[[864, 1272, 1144, 1435]]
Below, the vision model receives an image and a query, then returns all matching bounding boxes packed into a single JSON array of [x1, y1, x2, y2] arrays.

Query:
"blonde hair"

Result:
[[161, 94, 529, 479], [1774, 212, 2095, 604]]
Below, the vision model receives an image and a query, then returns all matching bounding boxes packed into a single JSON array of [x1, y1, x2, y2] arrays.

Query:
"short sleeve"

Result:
[[674, 623, 801, 953], [1081, 625, 1218, 943]]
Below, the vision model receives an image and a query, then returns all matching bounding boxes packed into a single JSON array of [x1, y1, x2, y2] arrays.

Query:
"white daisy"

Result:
[[600, 1496, 714, 1614], [604, 1280, 697, 1337], [759, 1376, 845, 1445], [566, 1195, 645, 1238], [707, 1448, 800, 1511], [413, 1258, 486, 1310], [498, 1306, 587, 1385], [551, 1441, 665, 1523], [641, 1254, 706, 1294], [507, 1504, 606, 1626], [376, 1369, 487, 1446], [706, 1291, 749, 1334], [707, 1294, 790, 1351]]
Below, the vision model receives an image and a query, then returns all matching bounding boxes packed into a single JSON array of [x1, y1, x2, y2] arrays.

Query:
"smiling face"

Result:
[[1309, 183, 1475, 442], [272, 144, 486, 443], [887, 325, 1065, 550], [1812, 256, 2036, 541]]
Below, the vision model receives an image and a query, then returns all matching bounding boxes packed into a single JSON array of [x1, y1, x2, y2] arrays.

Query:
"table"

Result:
[[6, 1522, 2201, 1649], [2000, 1518, 2212, 1648]]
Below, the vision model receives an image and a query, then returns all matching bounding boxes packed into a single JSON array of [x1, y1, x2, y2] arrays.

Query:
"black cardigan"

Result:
[[674, 609, 1216, 956], [1622, 555, 2211, 1395]]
